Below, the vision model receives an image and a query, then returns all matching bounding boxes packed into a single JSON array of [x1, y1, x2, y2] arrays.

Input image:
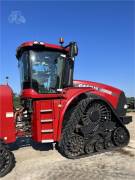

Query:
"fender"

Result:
[[57, 86, 122, 141], [74, 80, 127, 116]]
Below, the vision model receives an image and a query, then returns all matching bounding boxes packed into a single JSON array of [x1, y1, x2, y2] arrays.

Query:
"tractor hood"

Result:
[[73, 80, 122, 96], [73, 80, 127, 116]]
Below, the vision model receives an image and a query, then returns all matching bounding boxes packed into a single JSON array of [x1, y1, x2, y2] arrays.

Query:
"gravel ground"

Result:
[[1, 113, 135, 180]]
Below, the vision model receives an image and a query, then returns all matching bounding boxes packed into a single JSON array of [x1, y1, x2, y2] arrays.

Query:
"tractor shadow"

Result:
[[9, 137, 53, 151]]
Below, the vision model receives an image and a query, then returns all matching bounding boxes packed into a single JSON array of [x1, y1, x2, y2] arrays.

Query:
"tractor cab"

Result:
[[16, 39, 78, 94]]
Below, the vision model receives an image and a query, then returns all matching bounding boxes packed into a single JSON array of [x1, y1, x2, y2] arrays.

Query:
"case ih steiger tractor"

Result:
[[0, 39, 132, 177]]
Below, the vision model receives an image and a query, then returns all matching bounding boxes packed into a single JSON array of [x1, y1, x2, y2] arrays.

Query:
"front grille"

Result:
[[116, 92, 127, 116]]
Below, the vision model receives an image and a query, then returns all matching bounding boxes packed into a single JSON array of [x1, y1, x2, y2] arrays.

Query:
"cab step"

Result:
[[41, 139, 54, 143], [40, 109, 53, 113], [41, 119, 53, 123], [41, 129, 53, 133]]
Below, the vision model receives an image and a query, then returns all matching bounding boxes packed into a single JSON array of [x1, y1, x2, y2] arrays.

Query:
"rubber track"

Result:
[[59, 98, 94, 157], [59, 98, 130, 159]]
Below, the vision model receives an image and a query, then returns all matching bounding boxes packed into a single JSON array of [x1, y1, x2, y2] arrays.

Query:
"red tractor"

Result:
[[0, 39, 132, 177]]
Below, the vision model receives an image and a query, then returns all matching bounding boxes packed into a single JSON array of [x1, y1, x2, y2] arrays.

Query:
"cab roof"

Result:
[[16, 41, 69, 59]]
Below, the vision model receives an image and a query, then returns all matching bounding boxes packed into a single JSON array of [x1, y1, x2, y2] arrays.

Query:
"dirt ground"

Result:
[[1, 113, 135, 180]]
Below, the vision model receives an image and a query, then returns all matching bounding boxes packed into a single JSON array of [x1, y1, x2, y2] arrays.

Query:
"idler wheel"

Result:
[[82, 102, 111, 129], [113, 127, 129, 146]]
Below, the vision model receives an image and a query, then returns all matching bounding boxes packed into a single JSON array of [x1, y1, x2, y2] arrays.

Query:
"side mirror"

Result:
[[69, 42, 78, 58]]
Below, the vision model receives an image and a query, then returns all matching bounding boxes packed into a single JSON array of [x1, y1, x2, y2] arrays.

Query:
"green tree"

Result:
[[13, 93, 21, 108]]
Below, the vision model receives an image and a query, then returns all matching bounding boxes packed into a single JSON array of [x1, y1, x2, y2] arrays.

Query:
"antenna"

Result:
[[5, 76, 9, 85]]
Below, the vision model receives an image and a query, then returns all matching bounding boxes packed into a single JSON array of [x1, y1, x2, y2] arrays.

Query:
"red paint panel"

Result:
[[32, 100, 55, 142], [16, 41, 69, 59], [32, 101, 41, 142], [0, 85, 16, 143], [32, 99, 61, 142], [53, 99, 61, 141], [18, 41, 69, 52], [41, 123, 53, 130], [40, 113, 52, 120], [40, 100, 52, 109], [21, 89, 62, 99], [41, 133, 53, 140]]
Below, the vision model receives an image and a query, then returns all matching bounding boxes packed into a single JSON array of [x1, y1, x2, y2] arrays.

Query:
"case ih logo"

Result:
[[77, 83, 113, 95]]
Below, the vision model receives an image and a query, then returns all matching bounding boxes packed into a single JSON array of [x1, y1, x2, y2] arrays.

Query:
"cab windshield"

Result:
[[19, 50, 66, 93], [30, 50, 64, 93]]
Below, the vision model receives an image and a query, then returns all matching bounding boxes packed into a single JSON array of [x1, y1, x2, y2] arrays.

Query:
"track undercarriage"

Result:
[[59, 98, 130, 159]]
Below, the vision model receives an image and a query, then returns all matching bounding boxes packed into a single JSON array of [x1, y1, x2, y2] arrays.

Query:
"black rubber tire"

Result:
[[0, 142, 15, 177]]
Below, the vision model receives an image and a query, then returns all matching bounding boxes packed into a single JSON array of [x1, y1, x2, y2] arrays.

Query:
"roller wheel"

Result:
[[104, 139, 114, 149], [113, 127, 129, 146], [85, 140, 94, 154], [0, 143, 15, 177], [95, 136, 104, 152], [63, 134, 84, 158]]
